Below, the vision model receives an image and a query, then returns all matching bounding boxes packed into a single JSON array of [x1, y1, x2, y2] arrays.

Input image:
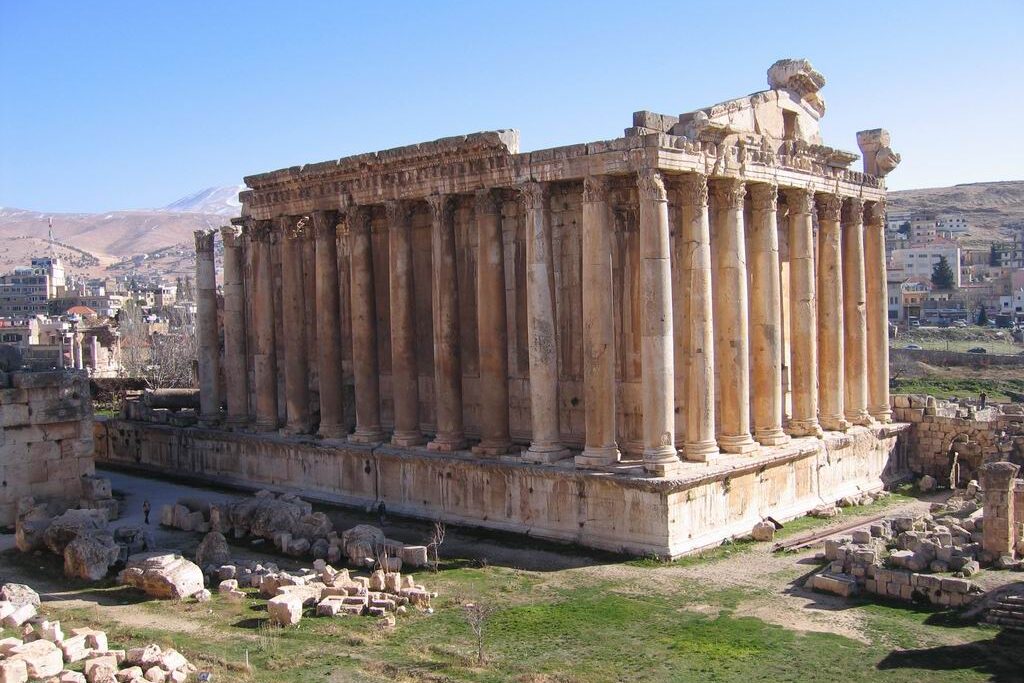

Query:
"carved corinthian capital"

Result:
[[193, 229, 216, 254], [345, 206, 370, 235], [679, 173, 709, 208], [815, 194, 843, 223], [384, 200, 412, 230], [783, 187, 815, 216], [219, 225, 244, 249], [749, 183, 778, 212], [284, 215, 310, 240], [710, 178, 746, 209], [582, 176, 610, 204], [426, 194, 454, 223], [519, 182, 546, 210], [636, 169, 667, 201], [474, 189, 500, 215], [865, 199, 886, 228], [841, 197, 865, 225], [311, 210, 338, 241]]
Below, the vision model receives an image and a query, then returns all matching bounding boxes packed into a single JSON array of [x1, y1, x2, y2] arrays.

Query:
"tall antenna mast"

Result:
[[48, 217, 55, 258]]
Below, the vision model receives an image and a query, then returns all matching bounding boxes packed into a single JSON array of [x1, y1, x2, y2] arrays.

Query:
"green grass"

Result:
[[891, 376, 1024, 402]]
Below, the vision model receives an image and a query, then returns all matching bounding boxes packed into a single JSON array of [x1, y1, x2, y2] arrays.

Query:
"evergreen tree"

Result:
[[931, 255, 955, 290], [977, 305, 989, 326], [989, 243, 1002, 267]]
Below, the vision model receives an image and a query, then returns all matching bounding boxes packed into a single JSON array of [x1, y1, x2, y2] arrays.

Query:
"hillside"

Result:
[[887, 180, 1024, 245]]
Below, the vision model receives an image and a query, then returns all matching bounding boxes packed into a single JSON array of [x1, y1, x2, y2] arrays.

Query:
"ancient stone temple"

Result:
[[100, 59, 911, 557]]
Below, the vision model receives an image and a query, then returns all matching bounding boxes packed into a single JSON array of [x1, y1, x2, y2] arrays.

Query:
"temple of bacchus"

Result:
[[98, 59, 912, 557]]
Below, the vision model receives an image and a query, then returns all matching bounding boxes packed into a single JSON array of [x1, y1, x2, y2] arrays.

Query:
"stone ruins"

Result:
[[98, 59, 913, 558]]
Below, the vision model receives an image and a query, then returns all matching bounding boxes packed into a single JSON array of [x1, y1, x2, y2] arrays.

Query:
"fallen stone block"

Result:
[[2, 603, 36, 628], [267, 594, 303, 626], [115, 667, 143, 682], [0, 637, 24, 656], [120, 553, 204, 600], [0, 659, 28, 683], [143, 666, 168, 682], [0, 584, 40, 609], [58, 670, 88, 683], [70, 628, 108, 653], [158, 649, 188, 673], [38, 620, 64, 643], [59, 634, 91, 663], [751, 521, 775, 542], [64, 530, 120, 581], [83, 654, 119, 682], [810, 573, 859, 598], [8, 639, 64, 679]]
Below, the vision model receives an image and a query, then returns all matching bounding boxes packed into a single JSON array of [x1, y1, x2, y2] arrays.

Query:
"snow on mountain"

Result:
[[160, 185, 245, 216]]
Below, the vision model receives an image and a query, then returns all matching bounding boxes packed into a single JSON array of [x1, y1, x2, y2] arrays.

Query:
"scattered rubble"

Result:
[[118, 553, 205, 600]]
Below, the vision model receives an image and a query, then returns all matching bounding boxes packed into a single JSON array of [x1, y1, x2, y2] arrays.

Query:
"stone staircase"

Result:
[[985, 594, 1024, 630]]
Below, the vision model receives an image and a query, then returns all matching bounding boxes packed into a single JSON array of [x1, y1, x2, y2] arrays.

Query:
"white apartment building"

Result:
[[889, 242, 962, 287]]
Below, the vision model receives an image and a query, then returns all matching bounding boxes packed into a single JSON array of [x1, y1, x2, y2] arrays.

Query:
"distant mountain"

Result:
[[159, 185, 244, 216], [888, 180, 1024, 245]]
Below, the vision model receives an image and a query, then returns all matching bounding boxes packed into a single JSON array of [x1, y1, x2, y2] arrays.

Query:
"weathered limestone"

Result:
[[347, 207, 385, 444], [748, 183, 789, 447], [784, 189, 822, 438], [864, 201, 892, 422], [576, 176, 619, 468], [841, 198, 872, 426], [279, 216, 312, 434], [426, 195, 466, 452], [387, 201, 425, 448], [711, 179, 757, 454], [247, 221, 280, 431], [979, 462, 1019, 560], [815, 194, 849, 432], [677, 175, 719, 461], [313, 210, 346, 439], [220, 226, 249, 426], [193, 229, 221, 423], [520, 182, 569, 463], [472, 190, 513, 456]]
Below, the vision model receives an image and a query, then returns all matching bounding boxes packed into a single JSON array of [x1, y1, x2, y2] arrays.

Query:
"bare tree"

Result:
[[461, 602, 496, 666], [117, 299, 197, 389], [428, 521, 446, 573]]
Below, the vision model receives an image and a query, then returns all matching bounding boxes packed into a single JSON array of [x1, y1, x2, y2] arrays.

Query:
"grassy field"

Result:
[[894, 326, 1023, 355], [890, 376, 1024, 402], [5, 492, 1021, 683]]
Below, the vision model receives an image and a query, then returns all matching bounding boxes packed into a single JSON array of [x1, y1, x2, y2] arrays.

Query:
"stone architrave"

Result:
[[194, 229, 221, 423], [748, 183, 789, 446], [841, 197, 872, 426], [864, 200, 892, 422], [520, 182, 569, 463], [386, 200, 425, 447], [678, 174, 720, 461], [346, 206, 385, 444], [247, 220, 279, 430], [784, 189, 822, 438], [815, 194, 849, 432], [576, 175, 620, 468], [710, 178, 757, 454], [278, 216, 312, 434], [426, 194, 466, 452], [472, 190, 514, 456], [220, 225, 249, 426], [638, 169, 683, 475], [313, 210, 346, 439]]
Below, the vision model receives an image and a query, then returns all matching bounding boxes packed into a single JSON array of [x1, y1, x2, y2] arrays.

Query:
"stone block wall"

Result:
[[0, 370, 95, 525]]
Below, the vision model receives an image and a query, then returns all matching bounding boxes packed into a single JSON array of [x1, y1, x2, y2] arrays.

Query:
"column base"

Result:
[[472, 440, 517, 456], [392, 431, 427, 448], [575, 445, 621, 469], [869, 406, 893, 423], [427, 434, 467, 452], [225, 415, 249, 428], [786, 419, 823, 439], [643, 447, 683, 477], [682, 440, 722, 463], [523, 443, 572, 464], [318, 423, 348, 440], [254, 419, 280, 432], [349, 428, 385, 445], [844, 410, 875, 428], [282, 423, 313, 436], [198, 413, 221, 427], [754, 428, 791, 447], [717, 434, 759, 455], [820, 416, 850, 432]]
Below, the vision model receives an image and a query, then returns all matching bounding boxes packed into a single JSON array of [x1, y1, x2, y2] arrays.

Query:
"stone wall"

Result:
[[0, 370, 95, 525], [891, 348, 1024, 368], [890, 394, 1024, 482]]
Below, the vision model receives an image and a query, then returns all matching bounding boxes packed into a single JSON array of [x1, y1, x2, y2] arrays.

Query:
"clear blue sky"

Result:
[[1, 1, 1021, 213]]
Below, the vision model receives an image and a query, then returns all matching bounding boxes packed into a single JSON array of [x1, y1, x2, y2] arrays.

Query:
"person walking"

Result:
[[142, 499, 151, 525], [979, 391, 988, 409]]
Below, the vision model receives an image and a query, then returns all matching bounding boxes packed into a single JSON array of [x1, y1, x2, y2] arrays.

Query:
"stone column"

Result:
[[638, 169, 682, 475], [472, 190, 514, 456], [248, 221, 279, 430], [816, 194, 849, 432], [386, 200, 425, 447], [710, 179, 757, 454], [678, 174, 720, 461], [864, 200, 892, 422], [784, 189, 822, 438], [220, 225, 249, 426], [347, 206, 385, 444], [313, 210, 346, 439], [520, 182, 569, 463], [748, 184, 789, 447], [426, 194, 466, 452], [980, 462, 1020, 561], [194, 228, 221, 423], [576, 175, 620, 468], [73, 333, 84, 371], [841, 198, 872, 426], [279, 216, 312, 434]]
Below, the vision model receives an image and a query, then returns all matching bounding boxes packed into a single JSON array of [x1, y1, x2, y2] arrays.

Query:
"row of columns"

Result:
[[197, 172, 891, 477]]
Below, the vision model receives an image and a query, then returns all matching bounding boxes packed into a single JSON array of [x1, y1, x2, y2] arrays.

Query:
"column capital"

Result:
[[311, 210, 339, 241], [679, 173, 709, 208], [244, 219, 275, 244], [865, 199, 886, 227], [748, 183, 778, 212], [426, 193, 455, 221], [783, 186, 815, 215], [842, 197, 865, 224], [518, 181, 547, 210], [815, 193, 843, 223], [582, 175, 610, 204], [636, 168, 667, 201], [474, 188, 501, 215], [710, 177, 746, 209], [193, 228, 217, 254], [344, 205, 371, 236], [219, 225, 244, 248], [384, 199, 414, 228]]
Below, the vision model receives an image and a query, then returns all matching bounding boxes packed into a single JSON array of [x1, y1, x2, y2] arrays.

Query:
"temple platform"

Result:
[[94, 417, 911, 558]]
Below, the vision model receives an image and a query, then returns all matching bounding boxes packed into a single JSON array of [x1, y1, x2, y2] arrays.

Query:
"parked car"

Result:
[[967, 347, 987, 354], [904, 344, 922, 350]]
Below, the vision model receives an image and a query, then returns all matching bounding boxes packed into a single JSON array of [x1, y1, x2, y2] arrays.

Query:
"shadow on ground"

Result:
[[877, 629, 1024, 682]]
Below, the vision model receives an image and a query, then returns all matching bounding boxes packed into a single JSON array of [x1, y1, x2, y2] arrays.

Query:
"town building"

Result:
[[0, 256, 67, 317], [889, 242, 962, 287]]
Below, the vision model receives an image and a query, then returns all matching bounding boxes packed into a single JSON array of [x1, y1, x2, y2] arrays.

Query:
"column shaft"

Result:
[[816, 194, 849, 431], [387, 201, 425, 447], [220, 225, 249, 426], [248, 222, 279, 430], [314, 210, 346, 438], [426, 195, 466, 451], [473, 190, 513, 455], [279, 217, 312, 434], [711, 179, 757, 454], [577, 176, 620, 468], [748, 184, 789, 446], [865, 201, 892, 421], [842, 198, 872, 426], [347, 206, 385, 443], [194, 229, 221, 423], [784, 190, 822, 437]]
